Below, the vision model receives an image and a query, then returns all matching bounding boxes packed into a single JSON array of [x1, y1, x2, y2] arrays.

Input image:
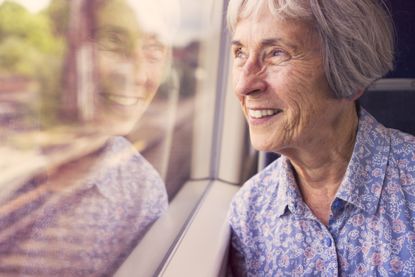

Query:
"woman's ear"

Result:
[[351, 89, 364, 101]]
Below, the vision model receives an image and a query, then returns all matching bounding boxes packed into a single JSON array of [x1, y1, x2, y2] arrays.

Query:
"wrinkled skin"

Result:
[[231, 5, 354, 157]]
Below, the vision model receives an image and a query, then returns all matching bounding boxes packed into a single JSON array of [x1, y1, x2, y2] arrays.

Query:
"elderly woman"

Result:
[[227, 0, 415, 276]]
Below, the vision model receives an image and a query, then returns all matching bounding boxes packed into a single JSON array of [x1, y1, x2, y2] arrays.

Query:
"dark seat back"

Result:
[[359, 87, 415, 136]]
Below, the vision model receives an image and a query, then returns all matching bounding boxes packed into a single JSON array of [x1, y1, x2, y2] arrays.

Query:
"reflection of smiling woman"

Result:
[[93, 0, 171, 135], [0, 0, 175, 276], [227, 0, 415, 276]]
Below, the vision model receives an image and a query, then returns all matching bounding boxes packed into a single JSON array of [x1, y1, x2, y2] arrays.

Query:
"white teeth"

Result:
[[248, 109, 280, 119], [106, 95, 139, 106]]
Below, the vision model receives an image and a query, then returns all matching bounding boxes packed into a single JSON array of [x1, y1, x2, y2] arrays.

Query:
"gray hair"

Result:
[[227, 0, 395, 99]]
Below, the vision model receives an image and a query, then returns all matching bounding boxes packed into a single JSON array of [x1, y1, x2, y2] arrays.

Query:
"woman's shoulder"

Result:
[[229, 158, 283, 222], [389, 128, 415, 148], [103, 136, 161, 177], [92, 136, 168, 204], [380, 129, 415, 194], [388, 128, 415, 168], [239, 157, 282, 194]]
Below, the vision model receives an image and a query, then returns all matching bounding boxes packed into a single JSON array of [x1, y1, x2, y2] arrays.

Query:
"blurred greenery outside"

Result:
[[0, 0, 67, 128], [0, 0, 198, 153]]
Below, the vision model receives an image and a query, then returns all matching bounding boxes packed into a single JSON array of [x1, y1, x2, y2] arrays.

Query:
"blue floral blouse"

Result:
[[229, 109, 415, 276], [0, 136, 168, 276]]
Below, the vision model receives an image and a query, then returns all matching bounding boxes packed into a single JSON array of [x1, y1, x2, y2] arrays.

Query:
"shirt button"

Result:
[[324, 237, 332, 247], [332, 199, 343, 211]]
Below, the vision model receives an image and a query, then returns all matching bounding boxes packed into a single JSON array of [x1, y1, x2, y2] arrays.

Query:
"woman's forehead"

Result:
[[229, 0, 313, 33], [97, 0, 178, 44], [233, 14, 317, 50]]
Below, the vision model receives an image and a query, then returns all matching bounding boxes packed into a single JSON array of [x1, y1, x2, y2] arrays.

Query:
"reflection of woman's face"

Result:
[[94, 0, 169, 135]]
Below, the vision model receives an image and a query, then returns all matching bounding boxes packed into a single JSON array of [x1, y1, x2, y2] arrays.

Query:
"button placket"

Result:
[[324, 237, 332, 247]]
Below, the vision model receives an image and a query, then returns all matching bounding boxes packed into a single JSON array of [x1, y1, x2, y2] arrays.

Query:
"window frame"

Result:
[[114, 0, 253, 275]]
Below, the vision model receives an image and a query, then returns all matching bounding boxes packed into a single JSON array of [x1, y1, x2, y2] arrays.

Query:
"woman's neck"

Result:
[[283, 103, 359, 224]]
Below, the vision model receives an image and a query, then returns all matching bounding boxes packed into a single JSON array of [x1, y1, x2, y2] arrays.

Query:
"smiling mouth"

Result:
[[248, 109, 282, 119], [101, 93, 145, 106]]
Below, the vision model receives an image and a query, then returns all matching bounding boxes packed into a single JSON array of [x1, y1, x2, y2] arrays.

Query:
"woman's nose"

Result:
[[132, 48, 147, 86], [234, 58, 267, 97]]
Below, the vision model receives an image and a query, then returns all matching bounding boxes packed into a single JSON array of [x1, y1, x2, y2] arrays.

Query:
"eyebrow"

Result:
[[231, 38, 297, 51], [261, 38, 283, 47], [231, 40, 243, 47]]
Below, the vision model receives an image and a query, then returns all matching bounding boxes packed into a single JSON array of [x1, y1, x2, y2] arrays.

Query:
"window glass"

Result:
[[0, 0, 220, 274]]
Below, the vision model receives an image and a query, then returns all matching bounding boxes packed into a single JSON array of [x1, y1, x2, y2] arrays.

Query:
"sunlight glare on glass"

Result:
[[0, 0, 50, 13], [126, 0, 180, 45]]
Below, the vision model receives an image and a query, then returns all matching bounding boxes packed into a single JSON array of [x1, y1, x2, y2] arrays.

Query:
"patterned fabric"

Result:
[[0, 136, 168, 276], [229, 109, 415, 277]]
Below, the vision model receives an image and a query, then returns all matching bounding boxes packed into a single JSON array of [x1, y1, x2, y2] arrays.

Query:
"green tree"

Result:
[[0, 1, 63, 76], [45, 0, 70, 37], [0, 0, 65, 126]]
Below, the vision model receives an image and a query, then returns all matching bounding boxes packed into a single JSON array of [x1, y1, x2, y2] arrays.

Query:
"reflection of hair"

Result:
[[96, 0, 180, 45], [128, 0, 180, 45], [227, 0, 395, 99]]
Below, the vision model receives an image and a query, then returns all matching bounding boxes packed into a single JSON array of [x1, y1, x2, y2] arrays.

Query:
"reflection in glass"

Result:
[[1, 0, 219, 273], [0, 0, 175, 275]]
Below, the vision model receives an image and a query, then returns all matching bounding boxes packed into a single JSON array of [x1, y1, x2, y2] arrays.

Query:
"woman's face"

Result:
[[231, 5, 345, 154], [94, 0, 169, 135]]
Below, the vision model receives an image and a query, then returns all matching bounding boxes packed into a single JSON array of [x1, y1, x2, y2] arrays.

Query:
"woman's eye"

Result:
[[270, 49, 284, 56], [143, 43, 166, 63], [232, 48, 248, 67], [95, 29, 130, 55], [98, 33, 120, 49], [233, 48, 245, 59], [267, 48, 290, 64]]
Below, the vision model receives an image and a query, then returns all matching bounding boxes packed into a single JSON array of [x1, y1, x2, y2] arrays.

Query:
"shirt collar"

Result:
[[83, 136, 139, 199], [274, 157, 308, 217], [336, 108, 390, 215], [274, 108, 390, 217]]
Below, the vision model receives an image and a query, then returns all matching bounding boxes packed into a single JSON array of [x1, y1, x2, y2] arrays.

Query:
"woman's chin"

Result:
[[93, 116, 139, 136], [250, 132, 281, 152], [251, 140, 275, 153]]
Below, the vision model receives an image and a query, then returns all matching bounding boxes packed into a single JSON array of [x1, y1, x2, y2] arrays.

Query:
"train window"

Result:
[[359, 0, 415, 136], [0, 0, 237, 275]]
